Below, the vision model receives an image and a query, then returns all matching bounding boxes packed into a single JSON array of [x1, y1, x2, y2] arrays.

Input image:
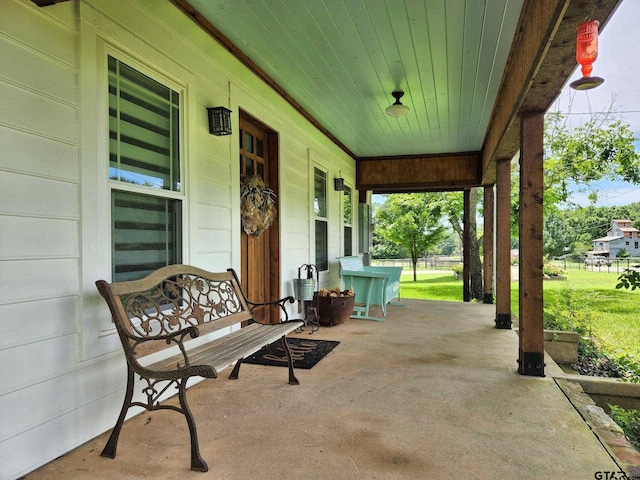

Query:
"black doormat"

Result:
[[243, 338, 340, 369]]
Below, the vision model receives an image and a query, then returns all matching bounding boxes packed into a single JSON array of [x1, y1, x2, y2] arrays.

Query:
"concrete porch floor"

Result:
[[27, 299, 622, 479]]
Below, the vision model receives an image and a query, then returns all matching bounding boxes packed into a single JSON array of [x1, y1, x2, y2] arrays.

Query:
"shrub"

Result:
[[544, 288, 592, 336], [543, 263, 566, 279], [451, 263, 463, 279], [608, 405, 640, 449]]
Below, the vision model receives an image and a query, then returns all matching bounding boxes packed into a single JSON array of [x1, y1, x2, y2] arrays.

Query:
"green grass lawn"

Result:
[[400, 269, 640, 358]]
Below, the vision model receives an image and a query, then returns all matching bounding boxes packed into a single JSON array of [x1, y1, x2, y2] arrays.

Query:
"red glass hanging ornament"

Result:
[[570, 20, 604, 90]]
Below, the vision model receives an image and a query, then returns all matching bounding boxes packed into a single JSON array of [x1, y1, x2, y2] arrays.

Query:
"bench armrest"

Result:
[[341, 269, 390, 279], [245, 296, 296, 323], [226, 267, 295, 323], [122, 325, 207, 378], [364, 266, 402, 283]]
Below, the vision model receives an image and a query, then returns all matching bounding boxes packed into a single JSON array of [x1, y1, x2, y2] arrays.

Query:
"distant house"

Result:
[[592, 219, 640, 257]]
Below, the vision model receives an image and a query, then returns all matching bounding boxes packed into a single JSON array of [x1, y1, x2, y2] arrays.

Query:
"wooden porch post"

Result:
[[495, 158, 512, 329], [483, 186, 494, 304], [518, 112, 545, 376], [463, 189, 471, 302]]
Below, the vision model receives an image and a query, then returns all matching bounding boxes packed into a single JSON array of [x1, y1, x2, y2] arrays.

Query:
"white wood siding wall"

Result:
[[0, 0, 356, 478]]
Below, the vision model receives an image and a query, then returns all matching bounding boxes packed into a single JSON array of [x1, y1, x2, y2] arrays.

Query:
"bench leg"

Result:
[[101, 366, 135, 459], [228, 358, 243, 380], [281, 336, 300, 385], [178, 379, 209, 472]]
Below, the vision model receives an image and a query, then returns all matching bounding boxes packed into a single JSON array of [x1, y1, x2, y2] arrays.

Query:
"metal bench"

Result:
[[337, 256, 403, 321], [95, 265, 304, 472]]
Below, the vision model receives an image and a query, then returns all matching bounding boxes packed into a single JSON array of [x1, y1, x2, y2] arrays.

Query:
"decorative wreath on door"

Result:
[[240, 175, 277, 238]]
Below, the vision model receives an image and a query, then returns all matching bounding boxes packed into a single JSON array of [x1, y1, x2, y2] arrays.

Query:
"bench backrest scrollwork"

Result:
[[96, 265, 253, 360]]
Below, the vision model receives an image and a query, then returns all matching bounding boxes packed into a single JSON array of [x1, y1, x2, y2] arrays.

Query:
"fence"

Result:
[[550, 257, 640, 274], [371, 256, 462, 271], [371, 256, 640, 274]]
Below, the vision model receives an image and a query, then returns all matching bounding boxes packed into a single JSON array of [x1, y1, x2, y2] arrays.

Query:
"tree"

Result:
[[441, 190, 484, 300], [375, 193, 446, 281], [543, 211, 574, 257], [543, 108, 640, 210]]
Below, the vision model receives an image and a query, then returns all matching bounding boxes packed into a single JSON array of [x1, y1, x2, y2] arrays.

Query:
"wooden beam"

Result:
[[518, 112, 545, 376], [357, 153, 480, 192], [495, 158, 512, 329], [463, 190, 471, 303], [483, 186, 495, 304]]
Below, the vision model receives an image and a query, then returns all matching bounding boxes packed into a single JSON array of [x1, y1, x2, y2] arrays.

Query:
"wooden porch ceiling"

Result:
[[33, 0, 624, 192], [172, 0, 622, 192]]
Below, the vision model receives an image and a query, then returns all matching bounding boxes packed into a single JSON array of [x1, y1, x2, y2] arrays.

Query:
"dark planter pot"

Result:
[[314, 293, 355, 326]]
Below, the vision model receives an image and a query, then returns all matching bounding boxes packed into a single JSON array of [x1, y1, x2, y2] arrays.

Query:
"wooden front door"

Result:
[[239, 113, 280, 323]]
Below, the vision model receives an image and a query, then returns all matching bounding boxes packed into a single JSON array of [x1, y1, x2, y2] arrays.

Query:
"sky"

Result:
[[552, 0, 640, 207]]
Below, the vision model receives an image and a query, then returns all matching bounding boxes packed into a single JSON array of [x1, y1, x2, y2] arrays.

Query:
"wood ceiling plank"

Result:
[[444, 0, 465, 151], [425, 1, 448, 154], [238, 0, 381, 150], [458, 3, 492, 151], [387, 13, 424, 146], [329, 2, 393, 130], [469, 0, 508, 147], [458, 1, 487, 150], [405, 1, 438, 148]]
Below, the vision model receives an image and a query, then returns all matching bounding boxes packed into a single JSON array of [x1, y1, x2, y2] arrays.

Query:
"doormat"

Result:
[[243, 338, 340, 369]]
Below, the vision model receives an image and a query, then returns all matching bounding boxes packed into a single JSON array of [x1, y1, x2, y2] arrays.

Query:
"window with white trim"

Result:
[[108, 55, 182, 282], [314, 167, 328, 271], [343, 185, 353, 256]]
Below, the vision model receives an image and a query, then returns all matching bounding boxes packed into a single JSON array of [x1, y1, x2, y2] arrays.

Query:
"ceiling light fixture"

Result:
[[385, 91, 410, 118], [570, 20, 604, 90]]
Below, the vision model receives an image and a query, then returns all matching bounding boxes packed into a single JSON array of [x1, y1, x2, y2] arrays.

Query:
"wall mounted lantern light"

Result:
[[385, 91, 410, 118], [570, 20, 604, 90], [207, 106, 232, 135], [334, 177, 345, 191]]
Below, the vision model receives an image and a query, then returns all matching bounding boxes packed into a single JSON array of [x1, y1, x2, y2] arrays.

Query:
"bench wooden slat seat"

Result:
[[147, 322, 300, 376], [95, 264, 304, 472], [338, 256, 403, 321]]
